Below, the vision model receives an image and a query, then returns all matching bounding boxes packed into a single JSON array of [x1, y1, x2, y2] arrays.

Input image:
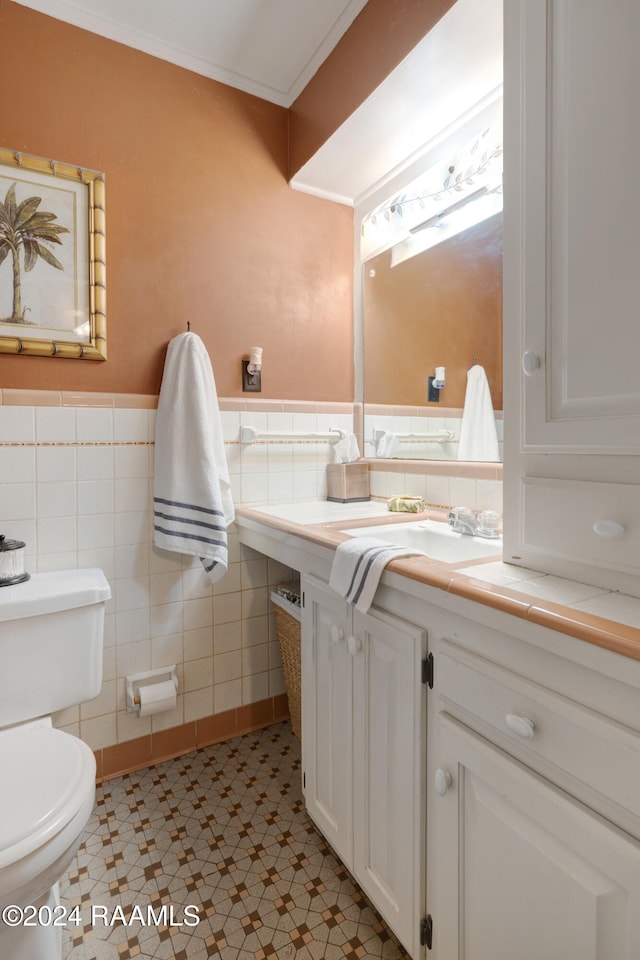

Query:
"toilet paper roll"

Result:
[[138, 679, 177, 717]]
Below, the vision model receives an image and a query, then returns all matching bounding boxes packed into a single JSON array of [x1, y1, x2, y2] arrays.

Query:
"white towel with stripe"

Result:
[[153, 332, 234, 582], [329, 536, 421, 613]]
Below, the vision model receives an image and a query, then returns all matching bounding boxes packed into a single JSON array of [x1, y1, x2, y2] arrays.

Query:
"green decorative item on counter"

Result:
[[387, 496, 426, 513]]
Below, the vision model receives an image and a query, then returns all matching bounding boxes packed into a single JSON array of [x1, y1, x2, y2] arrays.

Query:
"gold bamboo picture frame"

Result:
[[0, 148, 106, 360]]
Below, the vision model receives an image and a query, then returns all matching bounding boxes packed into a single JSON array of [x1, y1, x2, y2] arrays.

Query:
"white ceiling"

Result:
[[13, 0, 503, 207], [11, 0, 369, 107]]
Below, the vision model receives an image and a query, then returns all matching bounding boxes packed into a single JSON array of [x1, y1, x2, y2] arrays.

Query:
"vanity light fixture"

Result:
[[390, 185, 503, 268], [360, 120, 503, 264], [409, 186, 488, 234]]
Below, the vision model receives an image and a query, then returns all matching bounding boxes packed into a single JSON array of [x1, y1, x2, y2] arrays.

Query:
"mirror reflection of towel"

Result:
[[376, 431, 400, 458], [457, 365, 500, 461]]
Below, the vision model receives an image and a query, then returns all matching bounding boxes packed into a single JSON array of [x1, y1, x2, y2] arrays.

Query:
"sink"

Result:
[[340, 519, 502, 563]]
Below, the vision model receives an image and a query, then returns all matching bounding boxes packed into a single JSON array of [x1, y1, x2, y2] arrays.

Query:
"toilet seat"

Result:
[[0, 725, 96, 870]]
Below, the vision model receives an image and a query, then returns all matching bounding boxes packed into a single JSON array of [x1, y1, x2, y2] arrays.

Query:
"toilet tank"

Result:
[[0, 568, 111, 727]]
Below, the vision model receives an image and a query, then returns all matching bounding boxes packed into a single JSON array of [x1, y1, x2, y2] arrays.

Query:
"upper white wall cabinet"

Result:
[[503, 0, 640, 593], [505, 0, 640, 455]]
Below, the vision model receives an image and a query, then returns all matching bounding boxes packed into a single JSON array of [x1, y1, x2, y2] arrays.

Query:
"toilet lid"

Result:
[[0, 726, 95, 868]]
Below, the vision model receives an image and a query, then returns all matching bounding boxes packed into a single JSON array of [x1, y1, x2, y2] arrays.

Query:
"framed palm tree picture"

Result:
[[0, 148, 106, 360]]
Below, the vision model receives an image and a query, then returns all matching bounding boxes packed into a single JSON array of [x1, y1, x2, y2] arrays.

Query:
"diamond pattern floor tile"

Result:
[[61, 722, 410, 960]]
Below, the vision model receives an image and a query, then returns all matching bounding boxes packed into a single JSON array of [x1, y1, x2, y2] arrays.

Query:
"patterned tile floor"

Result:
[[61, 721, 410, 959]]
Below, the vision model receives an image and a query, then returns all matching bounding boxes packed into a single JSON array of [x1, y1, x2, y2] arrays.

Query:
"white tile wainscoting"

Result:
[[0, 390, 502, 770]]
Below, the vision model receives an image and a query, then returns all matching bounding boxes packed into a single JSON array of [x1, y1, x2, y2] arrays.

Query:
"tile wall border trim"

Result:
[[0, 389, 357, 413], [364, 402, 504, 418], [0, 440, 153, 448], [365, 458, 503, 480]]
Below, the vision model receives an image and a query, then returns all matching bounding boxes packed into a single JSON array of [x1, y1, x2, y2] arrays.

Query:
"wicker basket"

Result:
[[271, 582, 302, 740]]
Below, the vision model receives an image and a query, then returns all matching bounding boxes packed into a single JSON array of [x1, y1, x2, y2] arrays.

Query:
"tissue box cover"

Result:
[[326, 463, 370, 502]]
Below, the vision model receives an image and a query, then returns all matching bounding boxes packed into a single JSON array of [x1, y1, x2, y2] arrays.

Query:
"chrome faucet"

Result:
[[448, 507, 479, 536], [448, 507, 501, 538]]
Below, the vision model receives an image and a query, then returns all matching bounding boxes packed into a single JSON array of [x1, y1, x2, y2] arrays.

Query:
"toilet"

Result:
[[0, 568, 111, 960]]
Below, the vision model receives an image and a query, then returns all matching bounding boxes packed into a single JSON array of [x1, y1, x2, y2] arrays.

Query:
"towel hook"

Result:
[[187, 321, 191, 332]]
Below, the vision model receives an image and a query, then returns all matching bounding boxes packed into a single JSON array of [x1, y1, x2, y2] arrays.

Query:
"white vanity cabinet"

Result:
[[300, 577, 354, 866], [235, 509, 640, 959], [425, 607, 640, 960], [503, 0, 640, 595], [301, 574, 427, 958], [433, 714, 640, 960]]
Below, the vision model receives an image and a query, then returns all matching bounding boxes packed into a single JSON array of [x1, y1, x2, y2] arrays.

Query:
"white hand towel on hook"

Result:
[[153, 332, 235, 582], [457, 364, 500, 461]]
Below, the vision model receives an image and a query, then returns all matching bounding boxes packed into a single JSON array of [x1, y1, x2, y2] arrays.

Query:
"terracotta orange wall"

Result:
[[0, 1, 354, 399], [363, 215, 503, 409], [289, 0, 456, 177]]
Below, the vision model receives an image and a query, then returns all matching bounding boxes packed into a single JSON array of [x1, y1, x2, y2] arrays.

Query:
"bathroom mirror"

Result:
[[361, 208, 503, 462], [289, 0, 503, 463]]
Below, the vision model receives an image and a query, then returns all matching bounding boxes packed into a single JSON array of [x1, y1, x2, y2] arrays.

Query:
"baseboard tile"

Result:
[[96, 694, 291, 782]]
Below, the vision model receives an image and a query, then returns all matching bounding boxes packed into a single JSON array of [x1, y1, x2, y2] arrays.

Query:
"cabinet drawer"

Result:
[[521, 477, 640, 575], [438, 640, 640, 819]]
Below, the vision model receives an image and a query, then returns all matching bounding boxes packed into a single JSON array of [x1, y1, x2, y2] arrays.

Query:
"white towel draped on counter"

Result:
[[457, 364, 500, 461], [153, 332, 234, 582], [329, 536, 421, 613]]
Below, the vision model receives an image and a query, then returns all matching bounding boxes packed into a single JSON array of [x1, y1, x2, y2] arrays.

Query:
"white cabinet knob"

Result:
[[505, 714, 535, 739], [593, 520, 625, 539], [330, 625, 344, 645], [522, 351, 540, 376], [347, 635, 362, 657], [434, 768, 452, 797]]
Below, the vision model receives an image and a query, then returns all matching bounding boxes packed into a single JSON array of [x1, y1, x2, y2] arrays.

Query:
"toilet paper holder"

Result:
[[126, 665, 178, 714]]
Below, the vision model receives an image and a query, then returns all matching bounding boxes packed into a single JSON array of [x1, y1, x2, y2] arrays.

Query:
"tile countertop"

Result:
[[235, 500, 640, 662]]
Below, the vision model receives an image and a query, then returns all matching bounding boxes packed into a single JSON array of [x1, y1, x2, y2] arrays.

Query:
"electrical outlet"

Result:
[[242, 360, 261, 392]]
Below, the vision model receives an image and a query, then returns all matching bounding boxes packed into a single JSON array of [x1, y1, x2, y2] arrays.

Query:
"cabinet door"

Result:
[[505, 0, 640, 455], [301, 576, 353, 867], [352, 607, 427, 957], [431, 713, 640, 960]]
